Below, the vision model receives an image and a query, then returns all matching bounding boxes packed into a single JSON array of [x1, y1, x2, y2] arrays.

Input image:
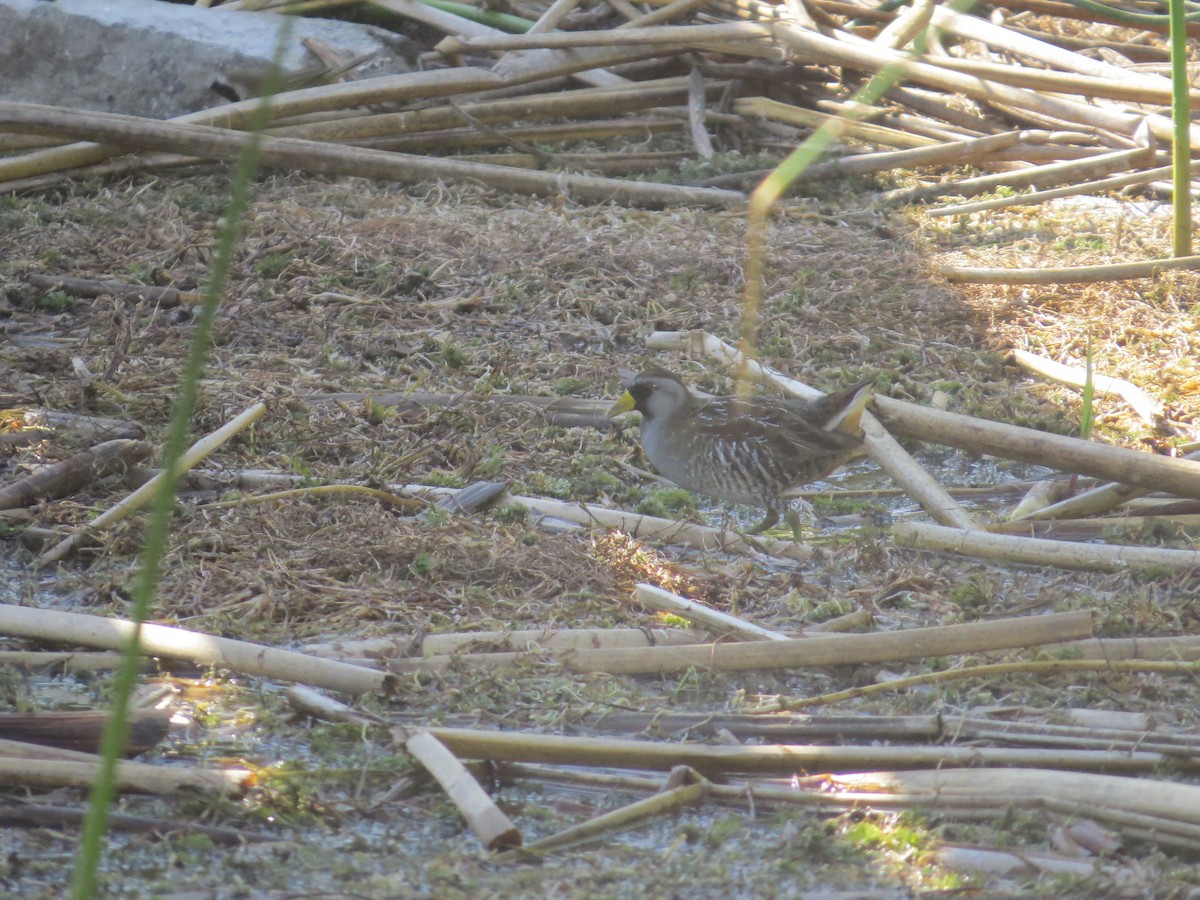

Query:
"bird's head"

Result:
[[607, 366, 691, 422]]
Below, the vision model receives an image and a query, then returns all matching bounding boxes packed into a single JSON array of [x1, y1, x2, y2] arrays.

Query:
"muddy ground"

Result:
[[1, 163, 1199, 897]]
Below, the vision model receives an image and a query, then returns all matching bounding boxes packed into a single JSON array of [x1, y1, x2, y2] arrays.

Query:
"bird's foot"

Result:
[[746, 508, 780, 535]]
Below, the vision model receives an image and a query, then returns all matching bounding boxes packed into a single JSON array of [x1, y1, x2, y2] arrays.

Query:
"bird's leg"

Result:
[[746, 506, 780, 535], [784, 507, 804, 543]]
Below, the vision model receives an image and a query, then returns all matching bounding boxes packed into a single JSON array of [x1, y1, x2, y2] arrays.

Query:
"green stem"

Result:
[[408, 0, 534, 31], [1064, 0, 1200, 24], [1171, 0, 1193, 257], [741, 0, 976, 363], [68, 24, 292, 900]]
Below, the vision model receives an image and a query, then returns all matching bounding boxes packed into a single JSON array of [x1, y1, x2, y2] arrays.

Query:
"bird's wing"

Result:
[[691, 397, 862, 457]]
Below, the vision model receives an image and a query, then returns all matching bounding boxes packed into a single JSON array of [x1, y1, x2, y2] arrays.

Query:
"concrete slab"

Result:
[[0, 0, 416, 119]]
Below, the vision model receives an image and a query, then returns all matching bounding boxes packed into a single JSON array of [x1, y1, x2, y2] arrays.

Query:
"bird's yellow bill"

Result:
[[607, 391, 636, 417]]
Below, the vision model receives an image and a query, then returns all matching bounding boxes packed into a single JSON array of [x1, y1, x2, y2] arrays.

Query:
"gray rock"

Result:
[[0, 0, 416, 119]]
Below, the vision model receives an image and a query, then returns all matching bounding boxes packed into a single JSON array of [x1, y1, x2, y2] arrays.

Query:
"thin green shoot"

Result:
[[68, 19, 294, 900], [1080, 336, 1095, 441], [1169, 0, 1193, 256]]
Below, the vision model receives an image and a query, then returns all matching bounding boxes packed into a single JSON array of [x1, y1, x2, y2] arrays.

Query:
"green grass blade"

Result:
[[68, 21, 294, 900], [1170, 0, 1193, 256]]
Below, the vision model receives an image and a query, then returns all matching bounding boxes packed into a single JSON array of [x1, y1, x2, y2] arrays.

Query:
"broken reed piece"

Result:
[[644, 330, 979, 531], [36, 401, 266, 565], [10, 408, 145, 443], [25, 273, 202, 307], [894, 521, 1200, 573], [829, 768, 1200, 829], [990, 512, 1200, 539], [393, 483, 814, 563], [0, 650, 134, 671], [928, 846, 1097, 878], [0, 102, 745, 210], [1007, 478, 1073, 521], [865, 395, 1200, 500], [941, 255, 1200, 284], [1010, 348, 1168, 428], [883, 143, 1156, 204], [299, 627, 703, 661], [0, 439, 152, 511], [0, 802, 276, 845], [633, 583, 791, 641], [0, 709, 170, 755], [424, 726, 1165, 775], [284, 685, 385, 727], [929, 164, 1178, 217], [400, 728, 521, 851], [1020, 460, 1200, 520], [387, 610, 1093, 676], [0, 737, 251, 796], [495, 768, 707, 862], [270, 75, 713, 142], [0, 604, 390, 696]]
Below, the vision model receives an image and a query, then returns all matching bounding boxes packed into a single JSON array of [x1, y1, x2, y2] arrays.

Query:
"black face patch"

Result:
[[628, 380, 657, 412]]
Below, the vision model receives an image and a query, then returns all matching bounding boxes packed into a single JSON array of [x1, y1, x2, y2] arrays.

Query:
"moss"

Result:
[[636, 486, 696, 518]]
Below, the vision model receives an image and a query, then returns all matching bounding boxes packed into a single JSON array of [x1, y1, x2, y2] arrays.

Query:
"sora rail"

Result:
[[608, 366, 874, 536]]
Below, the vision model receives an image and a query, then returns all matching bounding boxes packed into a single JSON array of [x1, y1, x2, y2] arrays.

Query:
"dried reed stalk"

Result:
[[0, 749, 250, 796], [36, 402, 265, 564], [792, 129, 1027, 181], [0, 651, 134, 671], [1046, 635, 1200, 661], [887, 144, 1155, 204], [300, 627, 703, 660], [0, 37, 691, 186], [421, 726, 1163, 774], [394, 483, 814, 562], [497, 773, 706, 861], [633, 584, 791, 641], [829, 768, 1200, 826], [929, 165, 1178, 216], [356, 118, 684, 153], [894, 521, 1200, 572], [737, 97, 938, 148], [0, 440, 152, 511], [387, 610, 1092, 675], [928, 56, 1199, 105], [869, 396, 1200, 500], [0, 604, 389, 695], [26, 274, 202, 307], [1011, 349, 1165, 427], [0, 103, 742, 210], [941, 255, 1200, 284], [928, 5, 1173, 88], [272, 76, 711, 141], [402, 729, 521, 850]]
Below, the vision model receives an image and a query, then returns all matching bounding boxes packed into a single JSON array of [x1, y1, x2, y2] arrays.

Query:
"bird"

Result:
[[608, 366, 874, 537]]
